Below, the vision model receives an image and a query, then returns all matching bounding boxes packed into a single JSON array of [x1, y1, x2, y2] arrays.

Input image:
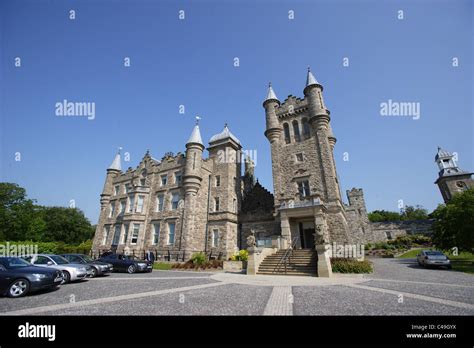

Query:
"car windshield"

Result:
[[50, 255, 70, 265], [425, 251, 444, 256], [1, 257, 31, 269], [82, 255, 94, 262], [125, 255, 139, 261]]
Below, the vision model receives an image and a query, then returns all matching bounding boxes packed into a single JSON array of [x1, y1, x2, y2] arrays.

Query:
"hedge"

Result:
[[331, 258, 373, 273]]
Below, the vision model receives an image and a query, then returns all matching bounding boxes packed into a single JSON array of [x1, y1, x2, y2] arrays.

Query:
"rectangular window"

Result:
[[161, 175, 168, 186], [125, 184, 130, 193], [140, 178, 146, 186], [128, 195, 135, 213], [214, 197, 220, 212], [136, 195, 145, 213], [156, 194, 164, 212], [122, 224, 129, 244], [171, 192, 180, 210], [297, 180, 311, 197], [175, 172, 182, 185], [212, 229, 219, 248], [108, 203, 115, 218], [215, 175, 221, 187], [119, 200, 126, 215], [112, 225, 121, 245], [114, 185, 120, 195], [131, 224, 140, 245], [296, 153, 304, 162], [167, 222, 175, 245], [102, 226, 110, 245], [152, 223, 160, 245]]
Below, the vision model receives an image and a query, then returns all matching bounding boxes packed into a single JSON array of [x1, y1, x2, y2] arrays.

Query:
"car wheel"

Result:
[[8, 279, 30, 298], [62, 271, 71, 284], [90, 267, 98, 277], [127, 265, 136, 274]]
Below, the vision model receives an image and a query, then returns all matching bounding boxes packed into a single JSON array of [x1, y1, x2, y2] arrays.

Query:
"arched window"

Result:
[[283, 123, 291, 144], [302, 118, 311, 139], [292, 120, 301, 142]]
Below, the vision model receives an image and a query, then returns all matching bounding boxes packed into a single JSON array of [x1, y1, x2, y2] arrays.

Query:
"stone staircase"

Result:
[[257, 249, 317, 276]]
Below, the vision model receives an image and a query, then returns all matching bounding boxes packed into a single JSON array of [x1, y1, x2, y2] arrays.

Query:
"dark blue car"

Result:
[[98, 253, 152, 274], [0, 257, 63, 298]]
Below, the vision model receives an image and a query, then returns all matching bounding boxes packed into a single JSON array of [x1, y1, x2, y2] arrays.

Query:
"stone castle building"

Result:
[[92, 69, 373, 260]]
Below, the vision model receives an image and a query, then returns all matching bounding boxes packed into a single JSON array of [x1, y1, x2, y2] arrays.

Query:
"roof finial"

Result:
[[269, 82, 272, 88], [224, 122, 228, 128], [118, 147, 122, 154], [195, 116, 201, 125], [308, 66, 311, 72]]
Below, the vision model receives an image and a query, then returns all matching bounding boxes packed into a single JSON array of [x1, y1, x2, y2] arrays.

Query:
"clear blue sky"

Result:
[[1, 0, 472, 224]]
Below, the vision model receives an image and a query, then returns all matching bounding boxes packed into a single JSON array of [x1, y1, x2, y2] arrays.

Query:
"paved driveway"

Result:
[[0, 258, 472, 315]]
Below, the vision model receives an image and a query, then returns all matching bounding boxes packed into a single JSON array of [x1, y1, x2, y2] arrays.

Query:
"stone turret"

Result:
[[184, 119, 205, 195], [263, 83, 281, 144], [100, 148, 122, 209]]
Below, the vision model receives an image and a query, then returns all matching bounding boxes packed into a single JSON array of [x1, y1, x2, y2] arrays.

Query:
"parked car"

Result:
[[0, 257, 63, 298], [22, 254, 92, 283], [60, 254, 113, 277], [98, 253, 152, 273], [417, 250, 452, 269]]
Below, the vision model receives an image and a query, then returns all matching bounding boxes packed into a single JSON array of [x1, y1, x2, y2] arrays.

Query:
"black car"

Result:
[[60, 254, 113, 277], [98, 253, 152, 274], [0, 257, 63, 298]]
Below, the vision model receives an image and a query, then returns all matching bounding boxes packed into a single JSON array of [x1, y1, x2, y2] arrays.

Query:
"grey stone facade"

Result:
[[92, 124, 242, 260]]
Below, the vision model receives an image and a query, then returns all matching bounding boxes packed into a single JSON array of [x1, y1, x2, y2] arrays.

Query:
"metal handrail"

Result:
[[273, 236, 299, 274]]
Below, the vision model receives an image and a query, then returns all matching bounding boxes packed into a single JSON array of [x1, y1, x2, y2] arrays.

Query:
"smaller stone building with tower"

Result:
[[434, 147, 474, 202]]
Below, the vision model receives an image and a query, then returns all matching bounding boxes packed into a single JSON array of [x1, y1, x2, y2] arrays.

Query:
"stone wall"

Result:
[[370, 219, 434, 242]]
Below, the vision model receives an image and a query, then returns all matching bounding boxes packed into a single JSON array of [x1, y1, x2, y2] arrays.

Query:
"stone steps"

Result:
[[257, 249, 317, 276]]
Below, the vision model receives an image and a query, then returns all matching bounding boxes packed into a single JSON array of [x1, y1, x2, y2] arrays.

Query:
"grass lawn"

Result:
[[153, 262, 173, 270], [397, 248, 428, 258], [448, 252, 474, 275], [397, 249, 474, 275]]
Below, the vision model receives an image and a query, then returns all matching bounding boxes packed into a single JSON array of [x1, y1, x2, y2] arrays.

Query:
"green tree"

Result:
[[401, 205, 429, 221], [368, 210, 402, 222], [41, 207, 95, 244], [0, 183, 43, 240], [431, 189, 474, 252]]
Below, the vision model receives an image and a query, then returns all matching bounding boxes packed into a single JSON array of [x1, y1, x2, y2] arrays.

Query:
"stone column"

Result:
[[316, 245, 332, 277], [280, 213, 291, 248]]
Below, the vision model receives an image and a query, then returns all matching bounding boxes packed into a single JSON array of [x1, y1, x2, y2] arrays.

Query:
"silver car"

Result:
[[23, 254, 92, 283], [417, 250, 452, 269]]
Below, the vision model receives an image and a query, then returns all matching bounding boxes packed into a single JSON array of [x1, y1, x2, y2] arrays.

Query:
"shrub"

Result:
[[229, 249, 249, 262], [330, 258, 373, 273], [190, 252, 206, 265], [238, 249, 248, 262]]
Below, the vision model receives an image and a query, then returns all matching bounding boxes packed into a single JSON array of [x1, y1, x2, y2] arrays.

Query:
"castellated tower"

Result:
[[263, 68, 353, 248]]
